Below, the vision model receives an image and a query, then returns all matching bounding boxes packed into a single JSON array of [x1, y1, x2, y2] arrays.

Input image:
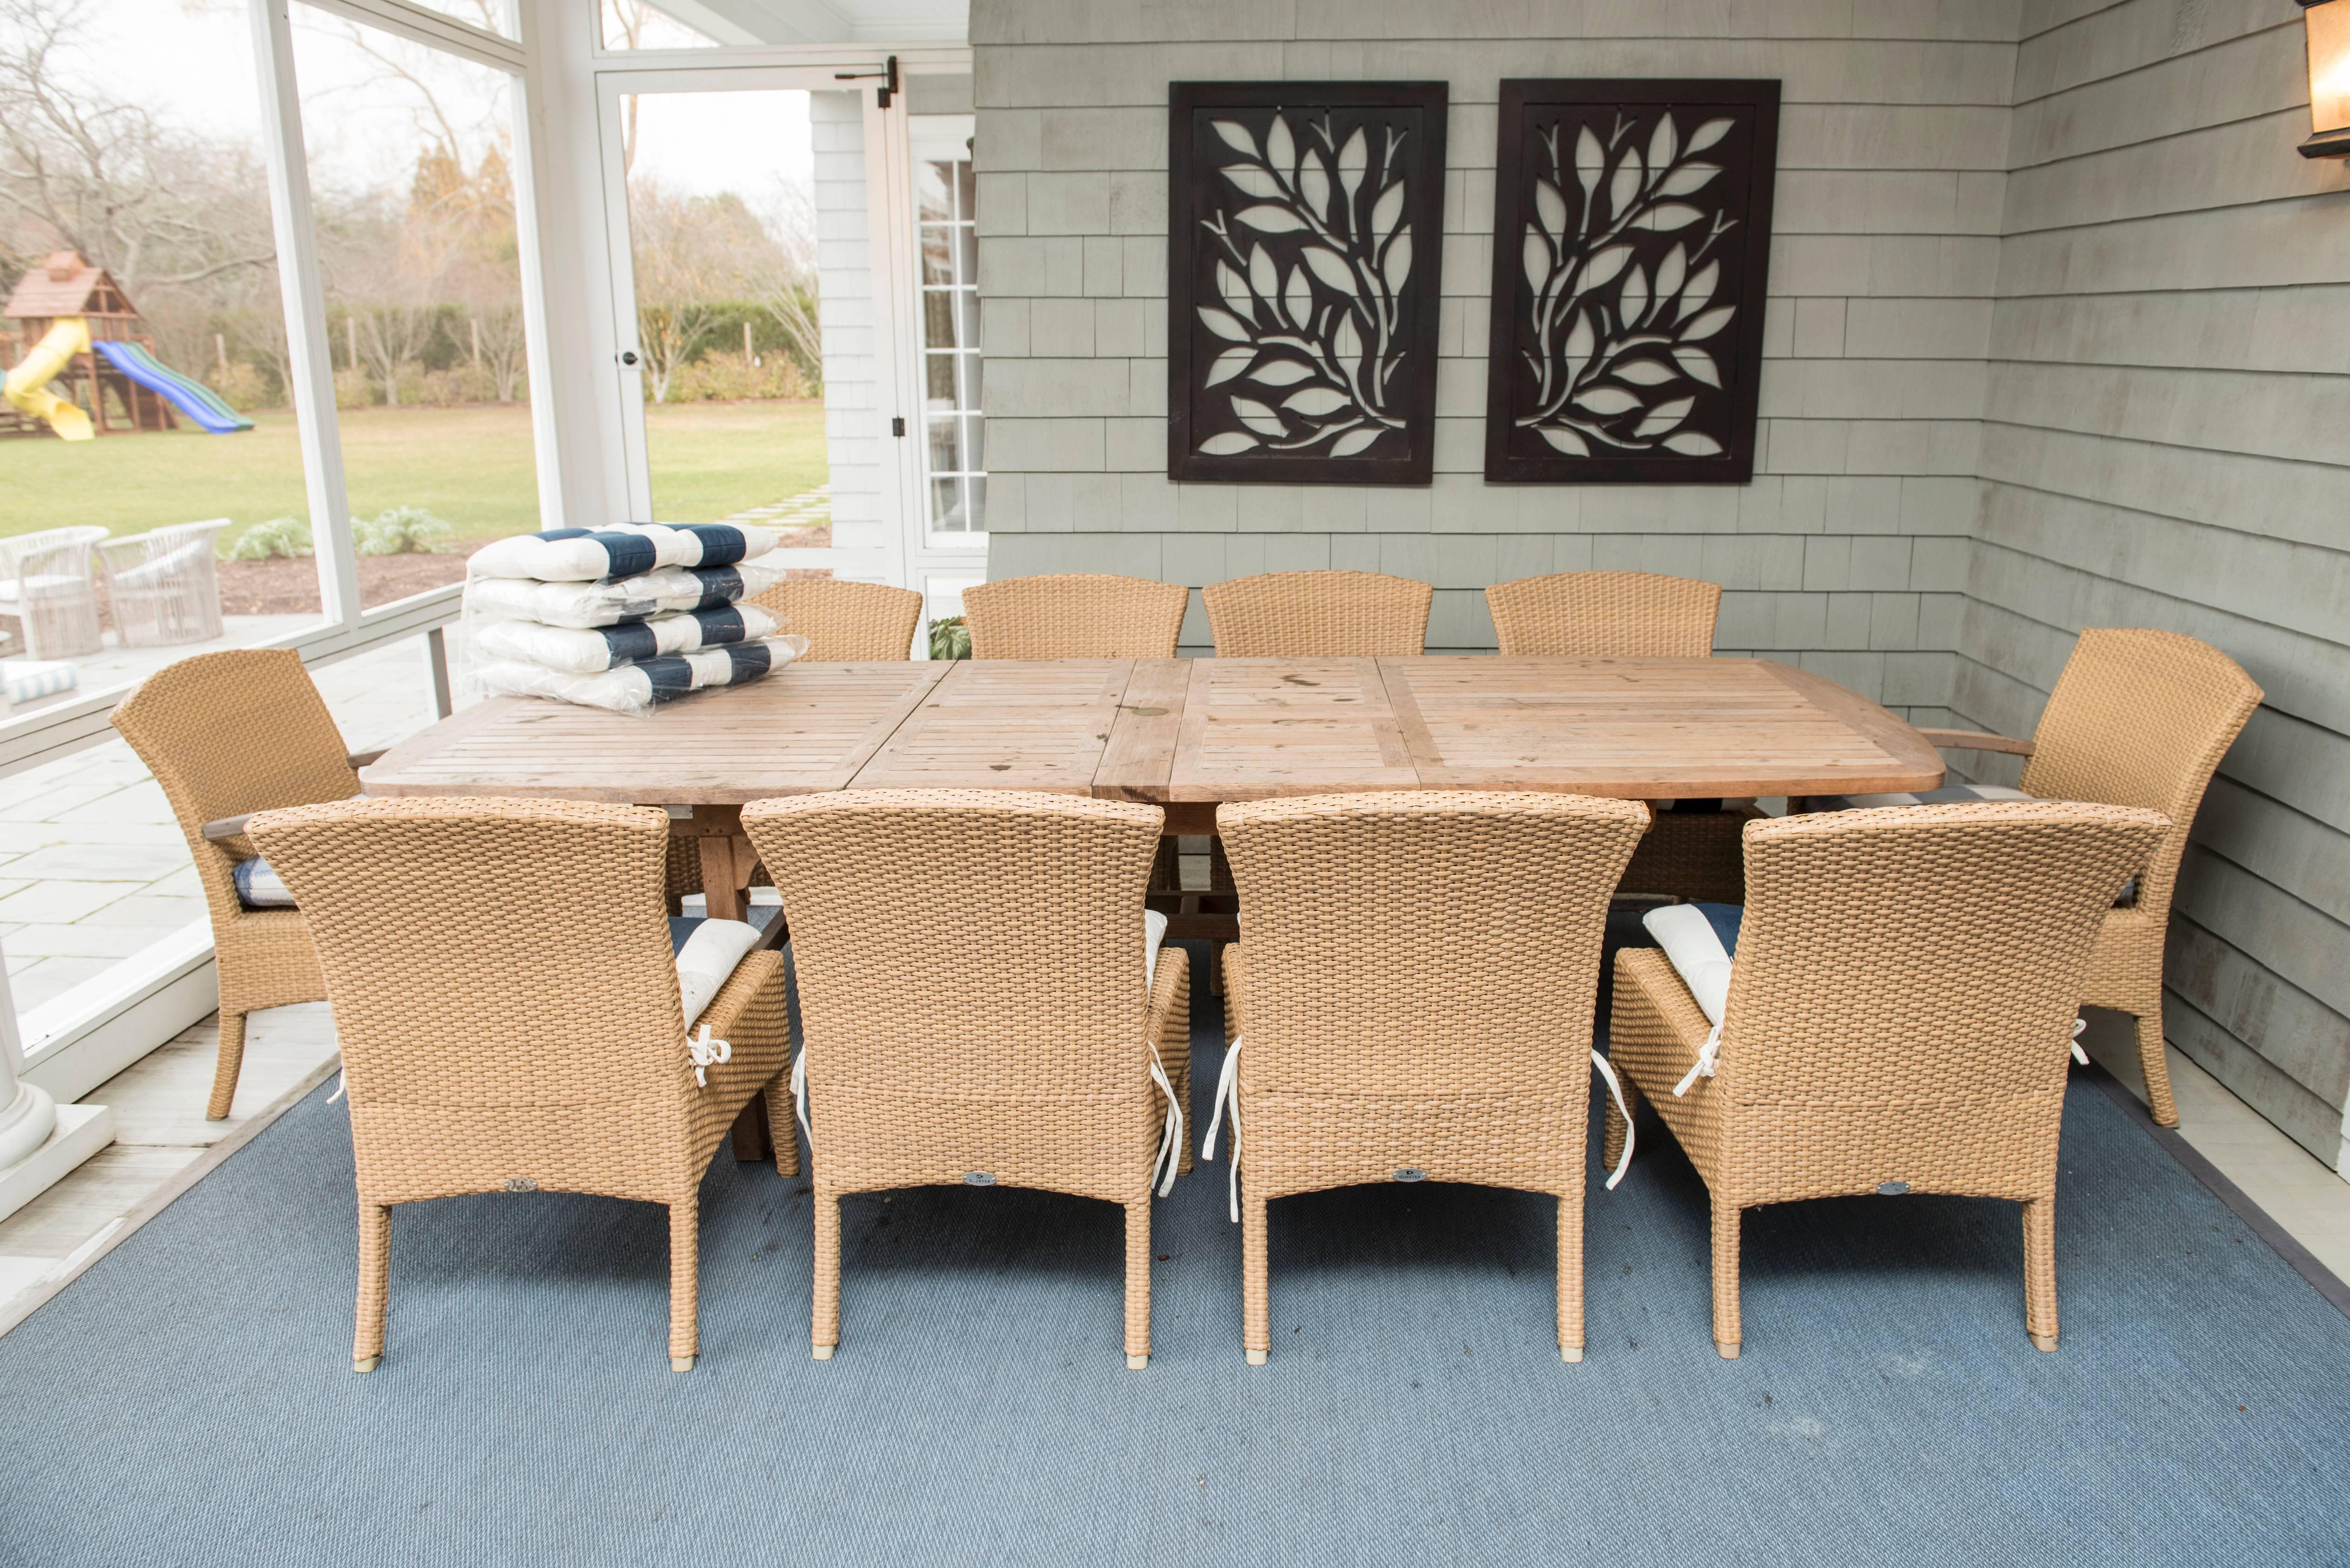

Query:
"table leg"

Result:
[[696, 830, 747, 922]]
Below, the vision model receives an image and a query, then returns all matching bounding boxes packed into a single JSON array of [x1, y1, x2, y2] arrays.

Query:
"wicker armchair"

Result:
[[110, 649, 384, 1119], [0, 524, 108, 659], [746, 577, 922, 661], [1203, 569, 1431, 657], [1605, 801, 2166, 1358], [246, 796, 790, 1374], [962, 573, 1188, 658], [1915, 629, 2261, 1127], [1212, 790, 1649, 1365], [97, 519, 228, 648], [1486, 570, 1720, 658], [740, 789, 1188, 1368]]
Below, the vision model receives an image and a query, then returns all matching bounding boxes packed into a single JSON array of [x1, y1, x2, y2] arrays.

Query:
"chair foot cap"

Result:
[[352, 1356, 380, 1374], [1245, 1349, 1268, 1366], [812, 1344, 835, 1360], [1126, 1353, 1148, 1370], [1716, 1342, 1740, 1360], [670, 1355, 696, 1372], [2029, 1332, 2058, 1353], [1561, 1345, 1584, 1364]]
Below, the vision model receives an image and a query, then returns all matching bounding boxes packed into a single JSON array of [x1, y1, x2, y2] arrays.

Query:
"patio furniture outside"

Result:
[[1203, 570, 1433, 656], [247, 795, 789, 1372], [1605, 799, 2166, 1357], [0, 524, 108, 659], [740, 789, 1188, 1367], [961, 572, 1189, 658], [1916, 629, 2262, 1128], [747, 577, 923, 661], [95, 519, 228, 648], [1214, 789, 1648, 1364]]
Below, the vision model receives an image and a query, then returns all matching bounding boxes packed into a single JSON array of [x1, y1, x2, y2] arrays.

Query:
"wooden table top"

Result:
[[363, 656, 1944, 806]]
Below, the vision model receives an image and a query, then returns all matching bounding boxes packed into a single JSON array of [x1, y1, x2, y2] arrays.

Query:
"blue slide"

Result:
[[91, 339, 254, 434]]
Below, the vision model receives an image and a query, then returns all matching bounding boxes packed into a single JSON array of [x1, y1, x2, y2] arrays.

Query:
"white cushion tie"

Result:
[[1644, 904, 1738, 1099], [2071, 1015, 2090, 1067], [1590, 1049, 1636, 1190], [790, 1048, 812, 1151], [1202, 1035, 1243, 1222], [687, 1024, 732, 1088]]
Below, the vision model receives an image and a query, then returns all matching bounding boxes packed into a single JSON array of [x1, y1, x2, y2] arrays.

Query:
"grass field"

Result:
[[0, 399, 828, 546]]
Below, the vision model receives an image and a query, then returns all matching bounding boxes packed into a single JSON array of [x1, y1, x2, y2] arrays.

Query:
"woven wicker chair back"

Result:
[[961, 573, 1188, 659], [111, 648, 360, 921], [1203, 570, 1432, 657], [2018, 628, 2260, 913], [746, 577, 922, 661], [1722, 801, 2167, 1102], [247, 797, 694, 1106], [743, 790, 1164, 1098], [1217, 791, 1648, 1095], [1485, 571, 1721, 657]]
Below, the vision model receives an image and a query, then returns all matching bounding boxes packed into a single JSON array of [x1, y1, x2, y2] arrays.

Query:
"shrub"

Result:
[[204, 361, 274, 412], [227, 516, 313, 560], [660, 349, 811, 404], [356, 506, 457, 556], [332, 367, 378, 409]]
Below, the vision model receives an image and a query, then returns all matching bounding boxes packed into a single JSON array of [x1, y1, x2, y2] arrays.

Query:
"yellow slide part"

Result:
[[4, 316, 94, 441]]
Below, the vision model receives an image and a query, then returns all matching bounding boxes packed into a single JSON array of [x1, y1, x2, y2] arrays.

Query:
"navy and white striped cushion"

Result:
[[474, 639, 797, 713], [231, 857, 296, 910], [472, 604, 780, 674], [462, 555, 793, 630], [467, 522, 778, 582]]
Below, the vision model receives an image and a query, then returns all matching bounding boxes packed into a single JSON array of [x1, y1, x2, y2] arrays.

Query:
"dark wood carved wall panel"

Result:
[[1167, 82, 1448, 485], [1483, 80, 1780, 484]]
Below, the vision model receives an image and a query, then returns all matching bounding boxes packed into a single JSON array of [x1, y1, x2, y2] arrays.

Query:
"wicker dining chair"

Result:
[[1212, 790, 1650, 1365], [1483, 570, 1744, 903], [962, 573, 1189, 659], [1605, 800, 2166, 1358], [110, 649, 387, 1119], [740, 789, 1189, 1368], [1203, 569, 1432, 657], [746, 577, 922, 661], [1900, 629, 2261, 1129], [246, 796, 790, 1374]]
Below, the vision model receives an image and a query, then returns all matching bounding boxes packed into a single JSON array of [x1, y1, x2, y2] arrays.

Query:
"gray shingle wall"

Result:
[[1958, 0, 2350, 1169]]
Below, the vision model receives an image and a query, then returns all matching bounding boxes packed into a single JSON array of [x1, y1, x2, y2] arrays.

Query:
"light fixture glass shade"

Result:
[[2305, 0, 2350, 156]]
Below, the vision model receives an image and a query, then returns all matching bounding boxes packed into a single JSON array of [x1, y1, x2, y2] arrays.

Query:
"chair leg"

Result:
[[1602, 1073, 1641, 1173], [2134, 1008, 2179, 1128], [668, 1198, 699, 1372], [353, 1202, 389, 1373], [1558, 1190, 1585, 1363], [764, 1084, 799, 1179], [207, 1010, 248, 1121], [812, 1187, 842, 1359], [1711, 1199, 1742, 1358], [1242, 1190, 1270, 1365], [2023, 1195, 2059, 1352], [1124, 1196, 1151, 1369]]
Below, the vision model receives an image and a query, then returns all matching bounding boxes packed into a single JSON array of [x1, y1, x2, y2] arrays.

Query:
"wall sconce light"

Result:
[[2303, 0, 2350, 158]]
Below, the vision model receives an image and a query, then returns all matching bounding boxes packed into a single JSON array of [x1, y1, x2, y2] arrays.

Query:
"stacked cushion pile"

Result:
[[463, 522, 807, 714]]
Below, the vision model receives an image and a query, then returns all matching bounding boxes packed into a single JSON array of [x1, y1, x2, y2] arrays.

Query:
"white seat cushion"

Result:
[[1145, 908, 1169, 990], [1816, 784, 2032, 810], [231, 857, 296, 910], [674, 917, 765, 1027], [1640, 902, 1742, 1026]]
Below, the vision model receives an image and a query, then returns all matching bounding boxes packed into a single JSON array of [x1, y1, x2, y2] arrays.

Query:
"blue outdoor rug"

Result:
[[3, 940, 2348, 1567]]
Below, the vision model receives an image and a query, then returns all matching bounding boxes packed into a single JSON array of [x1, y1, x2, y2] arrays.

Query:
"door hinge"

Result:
[[835, 55, 899, 109], [892, 416, 907, 437]]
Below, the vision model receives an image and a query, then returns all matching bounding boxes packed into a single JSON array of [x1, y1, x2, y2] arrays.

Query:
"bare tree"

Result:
[[627, 179, 772, 402], [747, 177, 823, 391]]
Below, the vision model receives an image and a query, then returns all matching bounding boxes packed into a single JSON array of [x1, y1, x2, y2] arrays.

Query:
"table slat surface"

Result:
[[850, 659, 1133, 794], [1166, 658, 1419, 802]]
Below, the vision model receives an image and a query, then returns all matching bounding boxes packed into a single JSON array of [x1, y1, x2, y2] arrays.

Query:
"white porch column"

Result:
[[0, 962, 54, 1173]]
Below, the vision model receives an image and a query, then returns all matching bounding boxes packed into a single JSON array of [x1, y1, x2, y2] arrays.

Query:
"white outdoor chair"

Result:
[[99, 520, 229, 648], [0, 526, 108, 659]]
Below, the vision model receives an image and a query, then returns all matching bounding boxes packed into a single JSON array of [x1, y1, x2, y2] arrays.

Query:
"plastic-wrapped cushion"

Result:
[[462, 554, 795, 629], [472, 604, 780, 673], [467, 522, 779, 582], [473, 637, 805, 714]]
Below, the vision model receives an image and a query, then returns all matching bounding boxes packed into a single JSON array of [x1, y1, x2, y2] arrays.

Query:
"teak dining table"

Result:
[[364, 656, 1945, 922]]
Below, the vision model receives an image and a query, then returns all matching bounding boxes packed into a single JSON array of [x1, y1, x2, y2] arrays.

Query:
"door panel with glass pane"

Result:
[[914, 118, 983, 541]]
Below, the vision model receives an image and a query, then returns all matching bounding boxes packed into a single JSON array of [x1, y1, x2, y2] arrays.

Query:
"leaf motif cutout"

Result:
[[1372, 181, 1406, 242], [1686, 117, 1734, 154], [1211, 120, 1259, 158], [1338, 127, 1368, 204], [1607, 149, 1643, 224], [1534, 179, 1567, 240], [1383, 229, 1412, 293], [1663, 432, 1724, 456], [1537, 425, 1591, 456], [1648, 114, 1678, 174], [1678, 260, 1720, 319], [1301, 155, 1332, 226], [1574, 385, 1642, 416], [1304, 246, 1357, 295], [1204, 347, 1256, 387], [1634, 396, 1695, 437], [1248, 244, 1279, 305], [1222, 166, 1283, 199], [1231, 396, 1287, 437], [1234, 204, 1307, 234], [1334, 311, 1362, 365], [1199, 430, 1259, 454], [1670, 346, 1720, 387], [1198, 306, 1253, 341], [1622, 264, 1649, 327], [1330, 426, 1381, 457], [1654, 241, 1687, 305], [1633, 203, 1705, 231], [1523, 226, 1551, 292], [1659, 162, 1720, 198], [1267, 115, 1296, 183], [1282, 386, 1350, 415], [1249, 357, 1315, 386], [1284, 265, 1311, 326], [1681, 304, 1735, 342], [1564, 312, 1595, 359], [1580, 244, 1632, 291], [1614, 358, 1675, 385], [1575, 125, 1605, 203], [1217, 261, 1249, 315]]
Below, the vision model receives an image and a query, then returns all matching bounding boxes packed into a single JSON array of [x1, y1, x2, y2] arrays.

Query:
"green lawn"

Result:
[[0, 399, 828, 545]]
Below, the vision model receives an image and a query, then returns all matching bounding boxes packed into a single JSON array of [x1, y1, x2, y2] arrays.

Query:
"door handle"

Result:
[[619, 351, 639, 367]]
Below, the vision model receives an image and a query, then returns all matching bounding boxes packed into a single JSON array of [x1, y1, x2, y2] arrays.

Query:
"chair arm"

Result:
[[200, 813, 253, 844], [347, 749, 387, 770], [1917, 727, 2034, 757], [1146, 945, 1188, 1045], [1220, 943, 1246, 1039]]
